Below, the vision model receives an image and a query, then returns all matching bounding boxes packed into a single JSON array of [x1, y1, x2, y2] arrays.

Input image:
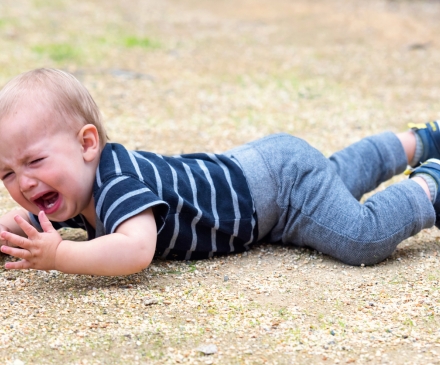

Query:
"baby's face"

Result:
[[0, 103, 97, 222]]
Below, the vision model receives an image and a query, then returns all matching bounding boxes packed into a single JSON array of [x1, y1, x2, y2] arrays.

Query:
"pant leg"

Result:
[[328, 132, 408, 200], [229, 133, 435, 266]]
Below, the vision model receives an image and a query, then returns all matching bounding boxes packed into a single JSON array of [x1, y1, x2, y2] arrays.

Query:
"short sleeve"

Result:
[[94, 175, 169, 235]]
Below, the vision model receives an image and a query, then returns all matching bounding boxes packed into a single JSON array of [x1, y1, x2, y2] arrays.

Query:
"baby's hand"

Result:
[[0, 211, 62, 271]]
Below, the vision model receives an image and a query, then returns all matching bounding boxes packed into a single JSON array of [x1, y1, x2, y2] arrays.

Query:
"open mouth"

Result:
[[34, 192, 61, 214]]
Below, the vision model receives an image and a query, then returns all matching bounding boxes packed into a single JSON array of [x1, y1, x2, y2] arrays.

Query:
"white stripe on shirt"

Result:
[[128, 151, 144, 182], [96, 165, 102, 187], [132, 151, 163, 200], [197, 159, 219, 255], [110, 201, 163, 234], [161, 164, 184, 259], [208, 153, 241, 252], [112, 150, 122, 175], [183, 162, 203, 260], [103, 187, 151, 227], [96, 176, 129, 217]]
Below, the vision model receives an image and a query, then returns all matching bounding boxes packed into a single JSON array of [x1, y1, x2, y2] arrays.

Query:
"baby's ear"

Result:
[[78, 124, 100, 162]]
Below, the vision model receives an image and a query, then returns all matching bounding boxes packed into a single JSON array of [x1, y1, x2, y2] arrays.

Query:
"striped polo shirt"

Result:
[[30, 143, 258, 260]]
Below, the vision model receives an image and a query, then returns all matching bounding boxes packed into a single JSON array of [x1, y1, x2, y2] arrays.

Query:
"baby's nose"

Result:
[[19, 175, 37, 192]]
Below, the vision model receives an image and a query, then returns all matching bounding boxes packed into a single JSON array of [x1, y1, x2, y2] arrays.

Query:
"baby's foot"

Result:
[[409, 121, 440, 165], [410, 158, 440, 228]]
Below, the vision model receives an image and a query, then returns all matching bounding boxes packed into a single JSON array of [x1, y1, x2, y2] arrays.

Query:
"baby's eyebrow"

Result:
[[18, 151, 40, 163], [0, 165, 12, 176]]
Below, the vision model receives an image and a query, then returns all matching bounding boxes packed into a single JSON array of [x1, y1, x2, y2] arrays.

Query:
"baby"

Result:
[[0, 68, 438, 276]]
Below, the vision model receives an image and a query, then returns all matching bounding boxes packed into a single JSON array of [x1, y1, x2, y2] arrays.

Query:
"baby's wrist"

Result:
[[52, 239, 67, 272]]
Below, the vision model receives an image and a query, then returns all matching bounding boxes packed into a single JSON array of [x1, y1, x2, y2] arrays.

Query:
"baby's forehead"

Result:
[[1, 95, 80, 136], [1, 87, 51, 120]]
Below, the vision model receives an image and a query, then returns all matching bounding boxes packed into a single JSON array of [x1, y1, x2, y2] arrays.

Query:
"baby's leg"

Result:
[[328, 132, 410, 200], [280, 136, 434, 265], [229, 133, 434, 265], [231, 133, 434, 266]]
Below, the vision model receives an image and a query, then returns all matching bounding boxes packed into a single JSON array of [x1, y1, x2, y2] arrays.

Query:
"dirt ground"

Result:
[[1, 0, 440, 364]]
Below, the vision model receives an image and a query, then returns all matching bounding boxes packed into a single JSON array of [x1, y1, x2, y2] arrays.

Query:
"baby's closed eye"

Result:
[[1, 171, 14, 180], [29, 158, 46, 166]]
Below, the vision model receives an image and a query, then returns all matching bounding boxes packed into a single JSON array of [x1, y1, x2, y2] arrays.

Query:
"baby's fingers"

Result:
[[0, 236, 10, 248], [4, 259, 31, 270], [0, 231, 30, 250], [13, 215, 39, 239], [0, 225, 12, 248], [0, 245, 30, 260]]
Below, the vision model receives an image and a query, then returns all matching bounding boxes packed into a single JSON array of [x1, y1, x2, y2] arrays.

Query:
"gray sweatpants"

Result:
[[224, 132, 435, 266]]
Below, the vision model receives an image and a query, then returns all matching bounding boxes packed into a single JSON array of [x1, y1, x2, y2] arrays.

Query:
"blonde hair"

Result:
[[0, 68, 108, 146]]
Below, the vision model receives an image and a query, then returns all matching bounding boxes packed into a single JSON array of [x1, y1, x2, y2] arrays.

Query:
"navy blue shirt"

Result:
[[30, 143, 258, 260]]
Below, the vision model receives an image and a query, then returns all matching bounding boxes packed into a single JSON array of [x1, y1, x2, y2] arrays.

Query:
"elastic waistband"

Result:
[[224, 136, 283, 240]]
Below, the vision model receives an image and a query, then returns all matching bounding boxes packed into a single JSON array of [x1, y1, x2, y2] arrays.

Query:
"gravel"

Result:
[[1, 0, 440, 363]]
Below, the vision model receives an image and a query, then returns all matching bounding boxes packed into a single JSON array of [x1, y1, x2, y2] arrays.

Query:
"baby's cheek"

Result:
[[8, 188, 24, 204]]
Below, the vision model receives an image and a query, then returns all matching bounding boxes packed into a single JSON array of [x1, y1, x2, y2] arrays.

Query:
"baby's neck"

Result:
[[80, 197, 96, 228]]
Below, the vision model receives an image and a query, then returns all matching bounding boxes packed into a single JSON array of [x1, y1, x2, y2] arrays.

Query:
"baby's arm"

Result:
[[0, 208, 157, 276]]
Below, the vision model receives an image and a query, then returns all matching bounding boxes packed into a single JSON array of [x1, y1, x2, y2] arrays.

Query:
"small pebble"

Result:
[[143, 298, 158, 306], [196, 344, 218, 355]]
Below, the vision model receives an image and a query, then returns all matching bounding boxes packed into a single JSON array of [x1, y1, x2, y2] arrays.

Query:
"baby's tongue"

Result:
[[42, 192, 58, 209]]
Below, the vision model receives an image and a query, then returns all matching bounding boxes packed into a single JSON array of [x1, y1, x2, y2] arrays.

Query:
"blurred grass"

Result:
[[30, 35, 161, 64], [32, 43, 81, 62], [123, 36, 161, 49]]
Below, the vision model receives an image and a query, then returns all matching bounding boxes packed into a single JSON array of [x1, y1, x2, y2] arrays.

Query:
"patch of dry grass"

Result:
[[1, 0, 440, 363]]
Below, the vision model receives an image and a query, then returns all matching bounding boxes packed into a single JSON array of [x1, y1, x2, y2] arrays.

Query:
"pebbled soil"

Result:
[[1, 0, 440, 364]]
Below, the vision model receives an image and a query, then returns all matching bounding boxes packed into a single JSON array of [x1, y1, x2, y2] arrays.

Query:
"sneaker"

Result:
[[410, 158, 440, 228], [409, 121, 440, 165]]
